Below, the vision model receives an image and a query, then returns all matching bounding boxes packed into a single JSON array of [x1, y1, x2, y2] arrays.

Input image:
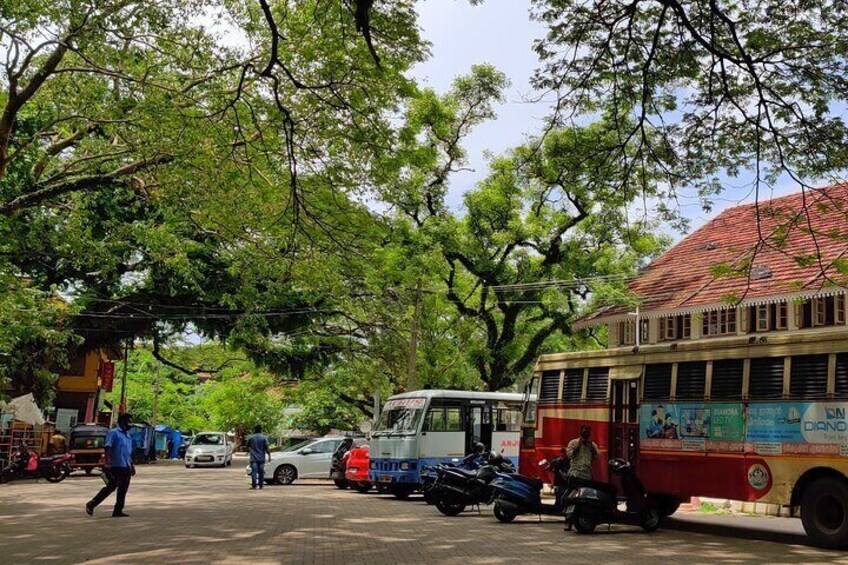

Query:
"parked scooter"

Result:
[[563, 458, 661, 534], [421, 443, 488, 505], [430, 451, 516, 517], [0, 443, 73, 484], [490, 455, 570, 523]]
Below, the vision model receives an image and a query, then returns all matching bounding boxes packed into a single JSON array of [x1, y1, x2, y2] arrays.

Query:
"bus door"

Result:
[[466, 401, 493, 453], [610, 378, 640, 467]]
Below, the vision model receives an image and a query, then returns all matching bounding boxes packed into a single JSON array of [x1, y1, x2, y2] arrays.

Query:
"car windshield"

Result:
[[282, 440, 313, 452], [374, 400, 426, 435], [192, 434, 224, 446]]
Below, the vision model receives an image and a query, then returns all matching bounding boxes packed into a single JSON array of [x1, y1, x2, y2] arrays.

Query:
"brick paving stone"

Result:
[[0, 464, 838, 564]]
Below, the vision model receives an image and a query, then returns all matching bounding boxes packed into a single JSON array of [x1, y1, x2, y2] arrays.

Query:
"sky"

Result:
[[410, 0, 804, 236]]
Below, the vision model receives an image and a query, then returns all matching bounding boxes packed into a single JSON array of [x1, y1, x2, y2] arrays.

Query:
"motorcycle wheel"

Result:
[[493, 502, 518, 523], [435, 498, 466, 517], [45, 463, 69, 483], [640, 507, 662, 533], [0, 469, 12, 484], [573, 513, 597, 534], [422, 488, 437, 505]]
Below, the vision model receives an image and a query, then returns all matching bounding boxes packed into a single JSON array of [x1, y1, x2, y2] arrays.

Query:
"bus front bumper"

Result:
[[369, 459, 420, 485]]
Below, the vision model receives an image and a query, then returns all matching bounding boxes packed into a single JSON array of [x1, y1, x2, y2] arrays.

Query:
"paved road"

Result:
[[0, 462, 842, 564]]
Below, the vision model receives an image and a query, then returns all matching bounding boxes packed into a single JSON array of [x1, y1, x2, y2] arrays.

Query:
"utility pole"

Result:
[[406, 279, 423, 391], [119, 340, 129, 416], [151, 359, 160, 427]]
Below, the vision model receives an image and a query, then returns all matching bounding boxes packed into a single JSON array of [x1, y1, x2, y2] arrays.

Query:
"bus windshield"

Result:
[[374, 398, 426, 435]]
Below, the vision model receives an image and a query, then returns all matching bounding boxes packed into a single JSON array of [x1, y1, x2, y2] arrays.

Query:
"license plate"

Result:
[[379, 475, 392, 483], [197, 456, 213, 462]]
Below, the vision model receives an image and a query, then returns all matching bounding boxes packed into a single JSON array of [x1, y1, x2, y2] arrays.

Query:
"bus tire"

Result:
[[801, 476, 848, 549]]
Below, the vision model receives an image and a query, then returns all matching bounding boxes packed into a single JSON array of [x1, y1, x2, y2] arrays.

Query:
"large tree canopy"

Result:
[[382, 67, 667, 390], [532, 0, 848, 223]]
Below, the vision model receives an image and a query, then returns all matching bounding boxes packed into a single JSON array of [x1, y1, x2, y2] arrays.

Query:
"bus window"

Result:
[[562, 369, 583, 401], [539, 370, 561, 404], [676, 361, 707, 400], [749, 357, 785, 399], [496, 408, 522, 432], [523, 377, 539, 424], [586, 368, 609, 401], [445, 406, 462, 431], [643, 363, 672, 399], [789, 354, 828, 399], [424, 408, 447, 432], [837, 353, 848, 398], [711, 359, 743, 399]]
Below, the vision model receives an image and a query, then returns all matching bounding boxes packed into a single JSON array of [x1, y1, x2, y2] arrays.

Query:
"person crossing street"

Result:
[[86, 413, 135, 518], [247, 425, 272, 490]]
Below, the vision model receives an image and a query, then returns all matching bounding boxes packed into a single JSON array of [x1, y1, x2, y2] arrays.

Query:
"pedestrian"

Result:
[[247, 425, 271, 490], [564, 424, 599, 531], [565, 424, 599, 482], [85, 413, 135, 518]]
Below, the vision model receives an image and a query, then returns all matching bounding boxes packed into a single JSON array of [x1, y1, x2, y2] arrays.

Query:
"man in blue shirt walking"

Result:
[[247, 425, 271, 490], [86, 413, 136, 517]]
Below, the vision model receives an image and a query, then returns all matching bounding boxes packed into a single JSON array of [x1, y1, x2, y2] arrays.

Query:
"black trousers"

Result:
[[89, 467, 132, 514]]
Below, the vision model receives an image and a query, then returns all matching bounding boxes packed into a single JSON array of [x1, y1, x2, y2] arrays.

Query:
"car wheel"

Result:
[[274, 464, 297, 485], [334, 479, 349, 489], [391, 485, 414, 499], [226, 458, 232, 467], [352, 482, 372, 493], [376, 484, 391, 494], [186, 464, 193, 469]]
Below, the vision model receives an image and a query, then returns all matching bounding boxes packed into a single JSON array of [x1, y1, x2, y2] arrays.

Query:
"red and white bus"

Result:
[[519, 327, 848, 548]]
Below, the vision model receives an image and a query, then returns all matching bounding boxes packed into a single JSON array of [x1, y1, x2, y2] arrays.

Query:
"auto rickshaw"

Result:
[[68, 424, 108, 475]]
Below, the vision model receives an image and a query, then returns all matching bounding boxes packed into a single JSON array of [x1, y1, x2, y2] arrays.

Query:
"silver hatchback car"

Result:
[[185, 432, 234, 468]]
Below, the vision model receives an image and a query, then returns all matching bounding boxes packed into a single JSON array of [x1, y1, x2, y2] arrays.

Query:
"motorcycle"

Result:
[[421, 449, 487, 505], [563, 458, 662, 534], [0, 443, 73, 484], [429, 451, 516, 517], [490, 456, 570, 523]]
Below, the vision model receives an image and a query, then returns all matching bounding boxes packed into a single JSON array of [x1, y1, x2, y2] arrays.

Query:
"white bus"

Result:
[[368, 389, 525, 498]]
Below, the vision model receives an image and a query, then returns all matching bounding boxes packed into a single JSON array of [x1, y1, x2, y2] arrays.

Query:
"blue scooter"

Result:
[[490, 456, 570, 523], [421, 443, 487, 505]]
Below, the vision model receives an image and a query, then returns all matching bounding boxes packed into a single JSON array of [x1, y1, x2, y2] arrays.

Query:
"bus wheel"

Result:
[[802, 476, 848, 549]]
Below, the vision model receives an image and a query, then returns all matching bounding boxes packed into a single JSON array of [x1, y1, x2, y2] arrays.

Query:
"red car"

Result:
[[344, 444, 373, 493]]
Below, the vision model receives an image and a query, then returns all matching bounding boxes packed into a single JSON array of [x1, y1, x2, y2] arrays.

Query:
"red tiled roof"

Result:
[[581, 185, 848, 324]]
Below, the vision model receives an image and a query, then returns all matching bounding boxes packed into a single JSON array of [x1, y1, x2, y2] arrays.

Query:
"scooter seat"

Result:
[[509, 474, 543, 490]]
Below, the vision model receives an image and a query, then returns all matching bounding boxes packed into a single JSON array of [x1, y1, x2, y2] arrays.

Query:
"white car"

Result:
[[185, 432, 234, 468], [246, 437, 345, 485]]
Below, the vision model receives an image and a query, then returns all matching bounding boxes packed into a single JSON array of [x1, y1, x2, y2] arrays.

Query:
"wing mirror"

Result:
[[300, 448, 314, 455]]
